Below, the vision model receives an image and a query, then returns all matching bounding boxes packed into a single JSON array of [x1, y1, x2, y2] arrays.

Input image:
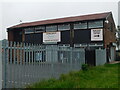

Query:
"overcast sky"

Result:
[[0, 0, 120, 40], [118, 1, 120, 26]]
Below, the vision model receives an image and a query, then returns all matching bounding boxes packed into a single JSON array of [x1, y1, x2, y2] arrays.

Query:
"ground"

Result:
[[27, 62, 120, 88]]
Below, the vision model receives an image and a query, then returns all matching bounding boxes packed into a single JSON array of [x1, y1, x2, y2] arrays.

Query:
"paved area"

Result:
[[109, 61, 120, 64]]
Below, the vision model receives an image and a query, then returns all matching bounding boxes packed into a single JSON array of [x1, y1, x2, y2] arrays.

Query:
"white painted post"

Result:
[[0, 41, 2, 89]]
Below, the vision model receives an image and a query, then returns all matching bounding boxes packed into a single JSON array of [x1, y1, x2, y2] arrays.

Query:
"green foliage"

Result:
[[27, 63, 119, 88], [81, 64, 89, 71]]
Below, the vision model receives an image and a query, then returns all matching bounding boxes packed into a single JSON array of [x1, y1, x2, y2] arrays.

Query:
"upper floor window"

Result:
[[58, 24, 70, 31], [88, 20, 103, 28], [24, 28, 34, 34], [74, 21, 87, 29], [46, 25, 57, 32], [35, 26, 45, 33]]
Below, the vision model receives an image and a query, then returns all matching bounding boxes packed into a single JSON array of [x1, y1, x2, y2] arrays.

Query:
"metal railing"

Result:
[[1, 40, 85, 88]]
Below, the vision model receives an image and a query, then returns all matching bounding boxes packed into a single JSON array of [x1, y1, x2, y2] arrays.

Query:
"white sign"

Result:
[[43, 31, 61, 43], [91, 29, 103, 41]]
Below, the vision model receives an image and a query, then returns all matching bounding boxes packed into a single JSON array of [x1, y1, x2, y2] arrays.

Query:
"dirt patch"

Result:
[[109, 61, 120, 64]]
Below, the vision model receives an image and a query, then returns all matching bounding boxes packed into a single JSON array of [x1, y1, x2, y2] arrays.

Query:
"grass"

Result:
[[26, 63, 120, 88]]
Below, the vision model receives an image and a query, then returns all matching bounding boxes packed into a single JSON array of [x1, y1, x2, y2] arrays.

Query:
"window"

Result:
[[88, 20, 103, 28], [74, 21, 87, 29], [35, 26, 45, 33], [24, 28, 34, 34], [35, 52, 42, 61], [46, 25, 57, 32], [58, 24, 70, 31]]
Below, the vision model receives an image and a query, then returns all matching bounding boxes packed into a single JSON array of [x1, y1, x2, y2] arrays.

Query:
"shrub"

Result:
[[81, 64, 89, 71], [59, 74, 67, 81]]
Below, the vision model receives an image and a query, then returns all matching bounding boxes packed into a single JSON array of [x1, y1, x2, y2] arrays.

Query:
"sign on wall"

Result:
[[91, 29, 103, 41], [43, 31, 61, 43]]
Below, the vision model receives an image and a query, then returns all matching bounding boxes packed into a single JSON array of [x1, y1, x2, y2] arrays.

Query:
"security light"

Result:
[[105, 20, 109, 24]]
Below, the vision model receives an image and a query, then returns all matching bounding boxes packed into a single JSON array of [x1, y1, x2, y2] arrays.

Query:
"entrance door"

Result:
[[85, 49, 96, 66]]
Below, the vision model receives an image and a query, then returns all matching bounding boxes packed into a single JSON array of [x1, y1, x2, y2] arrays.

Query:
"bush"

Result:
[[59, 74, 67, 81], [81, 64, 89, 71]]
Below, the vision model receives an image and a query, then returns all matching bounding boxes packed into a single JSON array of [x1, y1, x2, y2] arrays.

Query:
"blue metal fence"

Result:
[[1, 40, 85, 88], [0, 40, 108, 88]]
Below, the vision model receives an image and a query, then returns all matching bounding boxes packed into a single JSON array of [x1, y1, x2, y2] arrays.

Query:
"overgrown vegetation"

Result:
[[26, 63, 119, 88], [81, 64, 89, 71]]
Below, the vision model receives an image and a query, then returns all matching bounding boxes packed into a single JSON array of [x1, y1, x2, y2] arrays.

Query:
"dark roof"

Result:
[[8, 12, 111, 29]]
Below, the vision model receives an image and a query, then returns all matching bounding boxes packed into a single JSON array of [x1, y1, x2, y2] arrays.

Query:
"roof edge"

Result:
[[8, 12, 111, 29]]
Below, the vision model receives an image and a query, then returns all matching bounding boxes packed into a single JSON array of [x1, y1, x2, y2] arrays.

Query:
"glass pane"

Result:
[[35, 26, 45, 33], [88, 20, 103, 28], [74, 22, 87, 29], [46, 25, 57, 31], [24, 28, 34, 34], [58, 24, 70, 31]]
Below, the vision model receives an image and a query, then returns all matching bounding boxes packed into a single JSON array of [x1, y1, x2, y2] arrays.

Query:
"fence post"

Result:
[[70, 47, 73, 71], [2, 40, 8, 88], [70, 47, 73, 64], [0, 40, 2, 89]]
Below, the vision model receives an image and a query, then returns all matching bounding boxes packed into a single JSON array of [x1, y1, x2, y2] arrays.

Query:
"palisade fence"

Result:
[[1, 40, 85, 88]]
